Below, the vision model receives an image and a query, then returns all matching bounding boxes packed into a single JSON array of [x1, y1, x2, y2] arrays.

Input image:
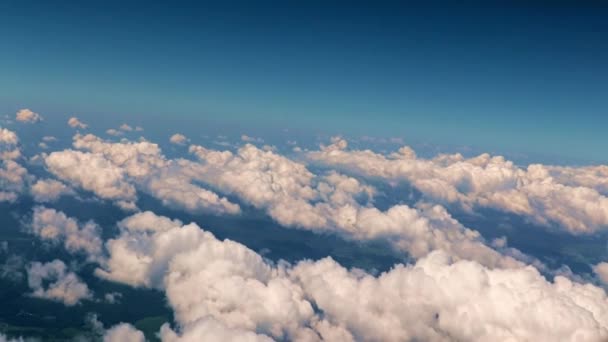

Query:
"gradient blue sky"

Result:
[[1, 1, 606, 163]]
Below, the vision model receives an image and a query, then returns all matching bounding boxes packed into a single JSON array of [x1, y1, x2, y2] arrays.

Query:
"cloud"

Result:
[[30, 179, 73, 202], [241, 134, 263, 143], [170, 133, 189, 145], [28, 207, 104, 262], [188, 143, 517, 267], [0, 129, 29, 202], [42, 136, 57, 142], [307, 138, 608, 233], [106, 129, 123, 137], [15, 109, 42, 123], [67, 117, 88, 129], [94, 211, 608, 342], [119, 124, 133, 132], [594, 262, 608, 285], [0, 254, 25, 282], [103, 323, 145, 342], [0, 160, 28, 202], [71, 133, 240, 215], [26, 260, 92, 306], [44, 149, 138, 209], [160, 318, 273, 342]]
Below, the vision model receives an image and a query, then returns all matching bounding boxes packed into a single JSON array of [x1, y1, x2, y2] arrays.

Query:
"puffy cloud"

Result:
[[594, 262, 608, 285], [95, 211, 608, 342], [307, 138, 608, 233], [0, 160, 28, 202], [0, 128, 19, 146], [71, 133, 240, 215], [44, 149, 138, 209], [159, 318, 273, 342], [67, 117, 88, 129], [170, 133, 188, 145], [292, 251, 608, 342], [30, 179, 73, 202], [15, 109, 42, 123], [103, 323, 145, 342], [241, 134, 263, 143], [0, 129, 29, 202], [42, 136, 57, 142], [26, 260, 92, 306], [106, 128, 123, 137], [0, 128, 21, 160], [28, 207, 104, 262], [188, 143, 516, 267], [119, 123, 133, 132]]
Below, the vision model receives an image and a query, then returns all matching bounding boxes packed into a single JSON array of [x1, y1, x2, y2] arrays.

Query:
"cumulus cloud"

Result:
[[28, 207, 104, 262], [119, 124, 133, 132], [94, 211, 608, 342], [67, 117, 88, 129], [30, 179, 73, 202], [594, 262, 608, 285], [26, 260, 92, 306], [0, 128, 29, 201], [103, 323, 145, 342], [44, 149, 138, 209], [15, 109, 42, 123], [241, 134, 263, 143], [106, 128, 123, 137], [70, 133, 240, 215], [170, 133, 188, 145], [160, 318, 273, 342], [307, 138, 608, 233], [188, 143, 517, 267]]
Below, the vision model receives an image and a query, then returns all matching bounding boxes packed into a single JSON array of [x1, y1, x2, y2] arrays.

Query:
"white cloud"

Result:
[[0, 160, 28, 202], [71, 133, 240, 215], [0, 129, 29, 202], [188, 143, 517, 267], [103, 323, 145, 342], [106, 128, 123, 137], [30, 179, 73, 202], [160, 318, 273, 342], [27, 260, 92, 306], [119, 124, 133, 132], [307, 138, 608, 233], [94, 211, 608, 342], [42, 136, 57, 142], [29, 207, 104, 262], [45, 149, 138, 209], [15, 109, 42, 123], [170, 133, 188, 145], [67, 117, 88, 129], [0, 128, 19, 146], [594, 262, 608, 285], [241, 134, 263, 143]]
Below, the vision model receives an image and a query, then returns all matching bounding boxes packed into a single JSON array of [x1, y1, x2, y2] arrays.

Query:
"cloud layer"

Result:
[[91, 211, 608, 342], [307, 138, 608, 233]]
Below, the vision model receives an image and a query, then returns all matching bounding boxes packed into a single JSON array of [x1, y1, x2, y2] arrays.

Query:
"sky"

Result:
[[0, 1, 607, 163], [4, 3, 608, 340]]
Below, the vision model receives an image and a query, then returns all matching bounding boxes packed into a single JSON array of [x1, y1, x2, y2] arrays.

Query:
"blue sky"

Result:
[[1, 1, 607, 163]]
